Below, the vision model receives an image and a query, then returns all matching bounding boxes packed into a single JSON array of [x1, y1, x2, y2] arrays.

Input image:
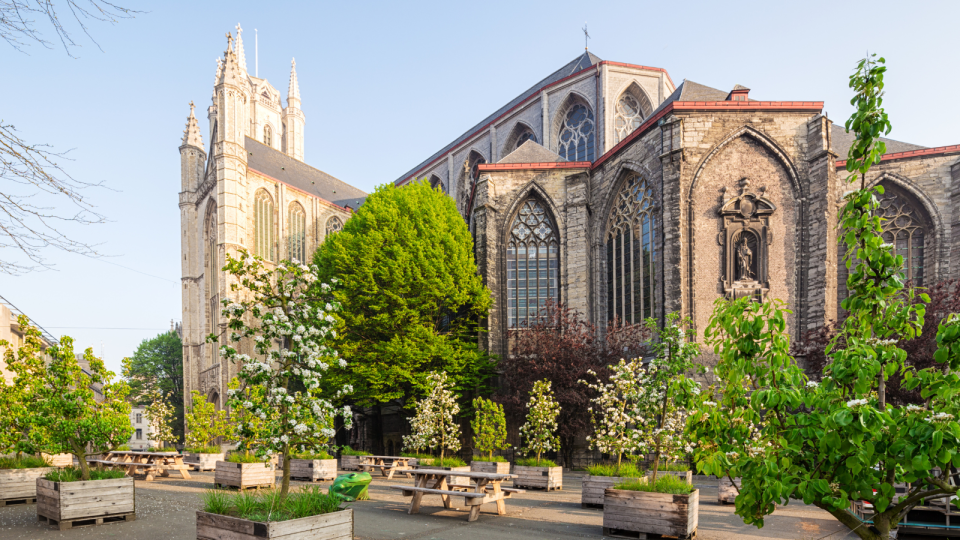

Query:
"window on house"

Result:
[[507, 199, 559, 328], [288, 202, 307, 263], [135, 429, 142, 440], [606, 173, 656, 324], [254, 189, 275, 261], [557, 103, 595, 162], [136, 413, 142, 423]]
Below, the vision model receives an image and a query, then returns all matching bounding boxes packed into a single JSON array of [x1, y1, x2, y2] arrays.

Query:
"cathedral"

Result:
[[181, 26, 960, 415]]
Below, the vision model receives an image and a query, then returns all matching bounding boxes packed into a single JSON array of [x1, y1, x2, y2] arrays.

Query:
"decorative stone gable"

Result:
[[718, 178, 776, 301]]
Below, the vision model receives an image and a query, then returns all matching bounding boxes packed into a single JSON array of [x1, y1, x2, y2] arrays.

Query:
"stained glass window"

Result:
[[515, 127, 537, 150], [288, 202, 306, 263], [326, 215, 343, 237], [606, 173, 656, 324], [507, 199, 559, 328], [254, 189, 275, 261], [557, 103, 595, 162], [877, 186, 927, 286], [614, 94, 644, 144]]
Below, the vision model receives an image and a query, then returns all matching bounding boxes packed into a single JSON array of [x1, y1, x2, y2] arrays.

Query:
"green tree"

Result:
[[471, 397, 508, 460], [184, 390, 231, 452], [123, 331, 184, 443], [313, 180, 495, 447], [689, 55, 960, 540], [27, 330, 133, 480], [0, 315, 46, 455], [144, 388, 175, 449]]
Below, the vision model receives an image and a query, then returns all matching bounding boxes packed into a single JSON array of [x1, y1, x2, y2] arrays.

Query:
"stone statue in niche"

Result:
[[718, 179, 776, 300]]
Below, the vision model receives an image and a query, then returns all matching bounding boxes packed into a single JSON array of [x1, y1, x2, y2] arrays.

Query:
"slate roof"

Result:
[[830, 124, 925, 160], [498, 140, 566, 164], [648, 80, 732, 118], [394, 51, 603, 184], [244, 137, 367, 209]]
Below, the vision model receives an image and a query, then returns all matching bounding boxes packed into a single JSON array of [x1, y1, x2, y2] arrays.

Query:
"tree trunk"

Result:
[[72, 440, 91, 481], [279, 445, 291, 499]]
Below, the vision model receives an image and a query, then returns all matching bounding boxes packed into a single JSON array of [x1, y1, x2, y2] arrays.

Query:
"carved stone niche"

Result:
[[717, 179, 776, 301]]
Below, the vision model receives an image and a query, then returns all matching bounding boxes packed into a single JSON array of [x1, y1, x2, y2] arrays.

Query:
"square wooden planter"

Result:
[[470, 461, 511, 474], [214, 461, 276, 490], [582, 475, 634, 506], [719, 476, 741, 504], [197, 508, 352, 540], [340, 455, 362, 471], [184, 453, 224, 471], [36, 477, 136, 530], [287, 459, 338, 482], [0, 467, 55, 506], [603, 488, 699, 539], [647, 470, 693, 484], [514, 465, 562, 491]]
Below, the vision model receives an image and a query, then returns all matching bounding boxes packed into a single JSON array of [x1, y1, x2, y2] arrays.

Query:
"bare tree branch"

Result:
[[1, 0, 140, 57]]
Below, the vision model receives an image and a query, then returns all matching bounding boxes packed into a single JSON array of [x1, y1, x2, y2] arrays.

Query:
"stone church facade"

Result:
[[179, 28, 366, 410], [394, 52, 960, 360]]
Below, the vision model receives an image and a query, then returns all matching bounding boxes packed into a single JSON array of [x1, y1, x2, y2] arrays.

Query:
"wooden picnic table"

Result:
[[358, 455, 414, 479], [87, 450, 192, 481], [389, 468, 523, 522]]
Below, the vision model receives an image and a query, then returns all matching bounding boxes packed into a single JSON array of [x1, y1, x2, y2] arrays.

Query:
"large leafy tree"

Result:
[[0, 315, 46, 455], [313, 180, 494, 449], [123, 331, 184, 443], [689, 55, 960, 540]]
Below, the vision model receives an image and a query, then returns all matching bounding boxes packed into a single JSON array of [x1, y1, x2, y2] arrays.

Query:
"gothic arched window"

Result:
[[507, 198, 559, 328], [557, 103, 595, 162], [264, 125, 272, 146], [288, 202, 306, 263], [204, 204, 219, 368], [515, 126, 537, 150], [878, 184, 928, 286], [606, 173, 656, 324], [458, 152, 486, 218], [325, 215, 343, 237], [429, 175, 444, 193], [254, 189, 275, 261], [614, 94, 644, 144]]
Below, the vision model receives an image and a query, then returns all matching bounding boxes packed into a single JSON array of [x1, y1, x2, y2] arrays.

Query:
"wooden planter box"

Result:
[[42, 453, 74, 467], [514, 465, 562, 491], [287, 459, 337, 482], [340, 455, 363, 471], [582, 475, 633, 506], [603, 488, 698, 539], [184, 453, 224, 471], [470, 461, 511, 474], [647, 470, 694, 484], [36, 477, 135, 530], [214, 461, 275, 490], [197, 508, 352, 540], [719, 476, 741, 504], [0, 467, 55, 506]]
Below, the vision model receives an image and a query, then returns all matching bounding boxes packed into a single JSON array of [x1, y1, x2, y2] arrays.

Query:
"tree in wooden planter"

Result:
[[184, 389, 232, 470], [144, 387, 176, 450], [689, 56, 960, 540], [603, 476, 699, 539], [514, 380, 563, 490], [470, 397, 509, 473], [215, 250, 352, 499], [407, 371, 461, 463]]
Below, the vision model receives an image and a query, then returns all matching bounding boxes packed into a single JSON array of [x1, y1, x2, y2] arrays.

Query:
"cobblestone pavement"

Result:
[[0, 470, 869, 540]]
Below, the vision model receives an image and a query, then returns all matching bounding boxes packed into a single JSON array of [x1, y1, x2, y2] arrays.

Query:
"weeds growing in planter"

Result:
[[657, 462, 691, 472], [292, 451, 334, 460], [0, 455, 51, 469], [516, 457, 558, 467], [586, 463, 643, 478], [340, 446, 370, 456], [148, 447, 177, 452], [201, 486, 342, 522], [44, 467, 127, 482], [400, 452, 433, 460], [227, 451, 269, 464], [615, 475, 694, 495], [471, 455, 508, 462], [185, 445, 221, 454], [433, 457, 467, 467]]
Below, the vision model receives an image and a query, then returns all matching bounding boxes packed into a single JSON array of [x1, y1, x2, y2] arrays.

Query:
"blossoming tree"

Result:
[[145, 388, 175, 449], [471, 397, 508, 460], [688, 56, 960, 540], [184, 389, 231, 451], [401, 397, 430, 456], [214, 250, 353, 498], [519, 379, 561, 465], [580, 358, 649, 470], [404, 371, 461, 461]]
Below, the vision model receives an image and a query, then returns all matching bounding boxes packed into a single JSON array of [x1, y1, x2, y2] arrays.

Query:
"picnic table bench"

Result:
[[389, 468, 523, 522], [358, 455, 414, 479], [87, 451, 192, 481]]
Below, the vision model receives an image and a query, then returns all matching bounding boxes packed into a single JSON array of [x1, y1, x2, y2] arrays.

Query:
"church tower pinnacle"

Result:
[[234, 24, 248, 78], [179, 101, 205, 193], [282, 57, 305, 161]]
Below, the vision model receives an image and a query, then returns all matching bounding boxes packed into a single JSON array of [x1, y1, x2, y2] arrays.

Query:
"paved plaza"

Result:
[[0, 470, 872, 540]]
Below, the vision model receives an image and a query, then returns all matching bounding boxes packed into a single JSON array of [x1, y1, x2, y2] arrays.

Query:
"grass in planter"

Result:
[[400, 452, 434, 460], [471, 455, 508, 462], [586, 462, 643, 478], [0, 455, 51, 469], [227, 452, 270, 464], [615, 474, 695, 495], [291, 450, 334, 460], [516, 457, 558, 467], [148, 447, 178, 452], [44, 467, 127, 482], [340, 446, 371, 456], [655, 462, 692, 472], [201, 486, 342, 522], [186, 446, 221, 454], [433, 457, 467, 467]]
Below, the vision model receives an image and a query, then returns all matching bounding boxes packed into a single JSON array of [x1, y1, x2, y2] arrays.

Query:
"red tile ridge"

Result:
[[836, 143, 960, 167], [478, 162, 591, 171]]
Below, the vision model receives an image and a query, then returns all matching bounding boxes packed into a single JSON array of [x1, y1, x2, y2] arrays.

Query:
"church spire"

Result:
[[182, 101, 203, 148], [282, 57, 304, 161], [219, 32, 241, 86], [287, 58, 300, 105], [234, 23, 248, 77]]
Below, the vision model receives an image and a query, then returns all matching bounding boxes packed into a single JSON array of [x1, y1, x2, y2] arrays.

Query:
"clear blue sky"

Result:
[[2, 0, 957, 375]]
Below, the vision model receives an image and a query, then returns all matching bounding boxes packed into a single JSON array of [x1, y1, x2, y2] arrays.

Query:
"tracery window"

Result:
[[606, 173, 656, 324], [557, 103, 595, 162], [254, 189, 275, 261], [614, 94, 644, 144], [288, 202, 306, 263], [507, 199, 559, 328], [264, 125, 272, 146], [515, 127, 537, 150], [204, 204, 219, 367], [459, 153, 486, 217], [325, 215, 343, 237], [878, 185, 927, 285]]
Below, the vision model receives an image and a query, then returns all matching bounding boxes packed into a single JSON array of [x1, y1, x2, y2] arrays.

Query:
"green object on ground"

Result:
[[329, 472, 372, 501]]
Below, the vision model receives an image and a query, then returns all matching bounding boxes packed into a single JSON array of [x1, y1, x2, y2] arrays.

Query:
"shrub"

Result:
[[44, 467, 126, 482], [516, 457, 558, 467]]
